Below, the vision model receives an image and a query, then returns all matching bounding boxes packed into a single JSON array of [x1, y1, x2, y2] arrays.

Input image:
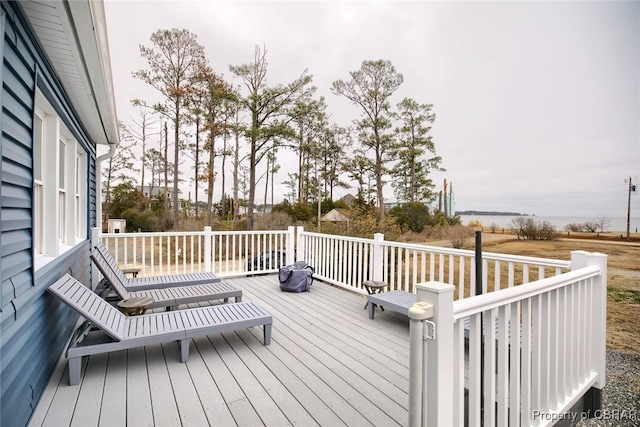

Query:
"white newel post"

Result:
[[204, 226, 212, 272], [287, 226, 297, 265], [570, 250, 588, 271], [372, 233, 384, 282], [587, 252, 608, 389], [296, 226, 305, 264], [408, 300, 433, 427], [417, 281, 455, 427], [90, 227, 100, 290]]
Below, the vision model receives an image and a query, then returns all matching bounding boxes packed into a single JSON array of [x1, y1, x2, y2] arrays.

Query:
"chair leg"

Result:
[[180, 339, 190, 363], [264, 324, 272, 345], [68, 357, 82, 386]]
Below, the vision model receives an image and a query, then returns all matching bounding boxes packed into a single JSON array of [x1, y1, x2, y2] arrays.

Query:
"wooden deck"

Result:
[[29, 276, 411, 427]]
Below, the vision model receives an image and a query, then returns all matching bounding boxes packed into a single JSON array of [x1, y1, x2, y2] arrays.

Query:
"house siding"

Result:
[[1, 3, 98, 427]]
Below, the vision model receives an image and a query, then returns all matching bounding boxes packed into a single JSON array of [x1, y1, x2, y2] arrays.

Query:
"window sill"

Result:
[[34, 240, 87, 272]]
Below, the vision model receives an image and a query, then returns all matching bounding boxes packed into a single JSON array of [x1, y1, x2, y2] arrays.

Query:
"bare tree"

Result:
[[128, 105, 158, 200], [230, 45, 313, 229], [134, 29, 207, 230], [594, 215, 611, 232]]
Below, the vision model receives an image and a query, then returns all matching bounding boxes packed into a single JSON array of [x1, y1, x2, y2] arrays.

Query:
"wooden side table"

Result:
[[363, 280, 387, 310], [117, 297, 154, 316]]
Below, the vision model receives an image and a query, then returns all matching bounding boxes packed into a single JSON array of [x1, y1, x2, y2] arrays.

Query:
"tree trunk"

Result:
[[206, 130, 215, 227], [247, 111, 259, 230], [194, 117, 200, 219], [141, 115, 146, 201], [163, 121, 169, 230], [221, 131, 227, 220], [264, 154, 269, 213], [233, 110, 240, 227], [173, 99, 180, 230]]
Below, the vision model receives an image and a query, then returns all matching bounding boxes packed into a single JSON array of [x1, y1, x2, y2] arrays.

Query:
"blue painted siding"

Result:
[[0, 3, 99, 427]]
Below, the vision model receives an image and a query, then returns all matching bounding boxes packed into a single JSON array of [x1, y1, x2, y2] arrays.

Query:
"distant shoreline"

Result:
[[456, 211, 528, 216], [458, 214, 640, 234]]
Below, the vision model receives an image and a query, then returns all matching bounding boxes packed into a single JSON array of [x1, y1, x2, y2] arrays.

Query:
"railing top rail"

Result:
[[299, 231, 374, 245], [378, 240, 571, 268], [481, 250, 572, 268], [100, 229, 289, 239], [101, 231, 205, 238], [452, 264, 601, 319], [208, 230, 288, 236]]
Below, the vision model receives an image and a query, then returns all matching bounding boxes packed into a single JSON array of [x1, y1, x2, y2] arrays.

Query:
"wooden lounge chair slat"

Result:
[[93, 243, 222, 290], [47, 274, 272, 385], [91, 244, 243, 309]]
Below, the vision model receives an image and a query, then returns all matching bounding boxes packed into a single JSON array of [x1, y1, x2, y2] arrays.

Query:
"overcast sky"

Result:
[[103, 0, 639, 218]]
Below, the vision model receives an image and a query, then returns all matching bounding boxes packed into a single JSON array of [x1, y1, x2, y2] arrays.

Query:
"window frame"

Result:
[[33, 89, 90, 268]]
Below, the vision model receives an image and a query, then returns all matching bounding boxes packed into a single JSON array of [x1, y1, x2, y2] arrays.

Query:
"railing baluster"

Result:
[[521, 298, 532, 426], [496, 305, 509, 425], [483, 308, 496, 427], [509, 301, 521, 427]]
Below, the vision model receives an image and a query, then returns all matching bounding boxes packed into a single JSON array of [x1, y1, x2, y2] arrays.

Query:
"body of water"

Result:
[[458, 215, 640, 233]]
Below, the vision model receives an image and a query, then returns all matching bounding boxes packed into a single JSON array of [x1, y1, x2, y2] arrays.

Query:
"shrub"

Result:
[[564, 222, 586, 232], [122, 208, 161, 232], [511, 217, 558, 240], [389, 202, 430, 233], [254, 212, 294, 230], [583, 221, 599, 233], [444, 225, 474, 248], [467, 219, 483, 229]]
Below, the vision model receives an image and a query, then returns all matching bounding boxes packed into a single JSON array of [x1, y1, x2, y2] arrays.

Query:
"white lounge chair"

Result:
[[48, 274, 272, 386], [92, 245, 242, 310], [93, 242, 221, 291]]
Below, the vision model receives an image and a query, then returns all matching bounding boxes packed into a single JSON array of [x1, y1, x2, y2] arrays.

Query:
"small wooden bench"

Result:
[[367, 290, 508, 341], [367, 290, 416, 319]]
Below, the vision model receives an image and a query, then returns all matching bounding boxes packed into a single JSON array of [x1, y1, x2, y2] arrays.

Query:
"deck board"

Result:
[[162, 342, 212, 427], [126, 347, 154, 426], [70, 353, 107, 427], [29, 276, 411, 427], [182, 338, 238, 426], [99, 351, 126, 427]]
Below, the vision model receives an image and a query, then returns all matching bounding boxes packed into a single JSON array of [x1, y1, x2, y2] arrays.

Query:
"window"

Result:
[[33, 112, 44, 254], [75, 148, 86, 239], [33, 90, 89, 266], [58, 138, 66, 244]]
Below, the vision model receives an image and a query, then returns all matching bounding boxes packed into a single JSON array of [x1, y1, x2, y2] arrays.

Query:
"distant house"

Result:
[[137, 184, 180, 200], [320, 208, 351, 223], [135, 184, 184, 209], [338, 193, 356, 207], [0, 2, 118, 426]]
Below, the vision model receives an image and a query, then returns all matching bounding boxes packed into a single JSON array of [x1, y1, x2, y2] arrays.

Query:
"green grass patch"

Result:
[[608, 286, 640, 304]]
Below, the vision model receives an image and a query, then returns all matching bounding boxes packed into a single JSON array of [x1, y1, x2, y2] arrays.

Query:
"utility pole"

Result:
[[626, 176, 634, 241]]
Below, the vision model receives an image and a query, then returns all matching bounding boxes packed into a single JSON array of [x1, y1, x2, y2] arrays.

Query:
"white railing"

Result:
[[94, 226, 295, 279], [408, 250, 607, 427], [95, 226, 573, 300], [93, 226, 606, 425], [297, 228, 571, 299]]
